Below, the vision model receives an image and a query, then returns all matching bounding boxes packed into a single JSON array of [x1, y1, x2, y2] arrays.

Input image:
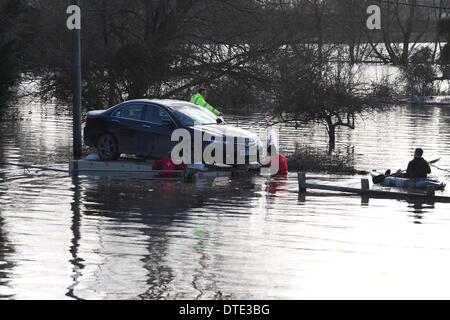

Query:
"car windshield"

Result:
[[168, 104, 219, 126]]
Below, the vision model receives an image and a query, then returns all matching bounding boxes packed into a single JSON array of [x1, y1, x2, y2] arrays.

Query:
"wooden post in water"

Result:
[[184, 168, 197, 183], [361, 179, 370, 192], [298, 173, 306, 192]]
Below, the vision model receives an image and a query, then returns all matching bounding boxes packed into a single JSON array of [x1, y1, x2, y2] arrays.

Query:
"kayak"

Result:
[[370, 172, 446, 190]]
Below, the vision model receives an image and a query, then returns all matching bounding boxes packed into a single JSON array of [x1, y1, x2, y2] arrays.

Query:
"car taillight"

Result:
[[85, 118, 90, 126]]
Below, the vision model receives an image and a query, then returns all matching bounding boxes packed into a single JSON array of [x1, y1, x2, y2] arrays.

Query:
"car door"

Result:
[[109, 104, 145, 154], [141, 104, 175, 159]]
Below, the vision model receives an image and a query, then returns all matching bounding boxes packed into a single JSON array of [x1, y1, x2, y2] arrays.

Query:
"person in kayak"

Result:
[[406, 148, 431, 178], [190, 87, 222, 116]]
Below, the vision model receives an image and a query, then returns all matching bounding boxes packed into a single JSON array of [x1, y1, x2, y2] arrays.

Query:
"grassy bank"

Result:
[[286, 144, 368, 175]]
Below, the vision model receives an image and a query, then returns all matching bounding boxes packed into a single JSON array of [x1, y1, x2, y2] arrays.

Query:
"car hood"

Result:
[[189, 124, 261, 143]]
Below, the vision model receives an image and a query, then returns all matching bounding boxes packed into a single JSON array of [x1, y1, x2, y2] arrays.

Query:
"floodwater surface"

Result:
[[1, 102, 450, 299]]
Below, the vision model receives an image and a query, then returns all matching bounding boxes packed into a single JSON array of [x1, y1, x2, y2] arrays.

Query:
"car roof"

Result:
[[122, 99, 193, 109]]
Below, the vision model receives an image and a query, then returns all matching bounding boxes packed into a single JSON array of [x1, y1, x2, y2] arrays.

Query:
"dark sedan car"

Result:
[[84, 99, 263, 165]]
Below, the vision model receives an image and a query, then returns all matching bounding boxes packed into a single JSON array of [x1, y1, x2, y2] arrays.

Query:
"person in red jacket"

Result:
[[263, 145, 288, 176], [152, 154, 187, 177]]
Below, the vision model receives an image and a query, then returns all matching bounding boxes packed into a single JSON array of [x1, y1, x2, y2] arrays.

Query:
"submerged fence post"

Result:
[[361, 179, 370, 192], [298, 173, 306, 192]]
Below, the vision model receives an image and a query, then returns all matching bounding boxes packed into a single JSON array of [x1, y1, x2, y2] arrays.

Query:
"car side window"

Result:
[[145, 105, 171, 125], [113, 105, 143, 120]]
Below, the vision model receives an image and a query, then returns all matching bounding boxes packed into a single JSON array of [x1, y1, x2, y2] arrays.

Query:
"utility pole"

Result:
[[71, 0, 82, 159]]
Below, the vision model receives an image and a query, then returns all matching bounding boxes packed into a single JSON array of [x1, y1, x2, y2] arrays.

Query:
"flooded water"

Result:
[[1, 102, 450, 300]]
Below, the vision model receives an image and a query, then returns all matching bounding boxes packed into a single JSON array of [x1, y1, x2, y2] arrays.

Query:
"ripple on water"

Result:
[[1, 104, 450, 299]]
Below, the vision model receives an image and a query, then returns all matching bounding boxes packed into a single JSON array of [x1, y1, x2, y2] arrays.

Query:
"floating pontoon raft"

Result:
[[69, 159, 258, 181]]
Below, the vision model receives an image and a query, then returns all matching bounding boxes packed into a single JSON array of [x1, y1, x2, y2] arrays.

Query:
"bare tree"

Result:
[[274, 46, 393, 152], [366, 0, 435, 66], [24, 0, 289, 110]]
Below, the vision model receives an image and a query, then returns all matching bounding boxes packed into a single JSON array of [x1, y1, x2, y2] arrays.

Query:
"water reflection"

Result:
[[3, 103, 450, 299], [265, 176, 288, 196], [406, 199, 436, 224], [66, 174, 84, 300], [0, 214, 15, 299], [63, 173, 261, 299], [0, 133, 14, 299]]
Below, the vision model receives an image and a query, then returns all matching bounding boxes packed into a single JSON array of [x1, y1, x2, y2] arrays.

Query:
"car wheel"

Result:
[[97, 133, 119, 161]]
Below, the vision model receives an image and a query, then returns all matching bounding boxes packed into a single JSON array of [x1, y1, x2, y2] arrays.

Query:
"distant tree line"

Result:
[[1, 0, 449, 151]]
